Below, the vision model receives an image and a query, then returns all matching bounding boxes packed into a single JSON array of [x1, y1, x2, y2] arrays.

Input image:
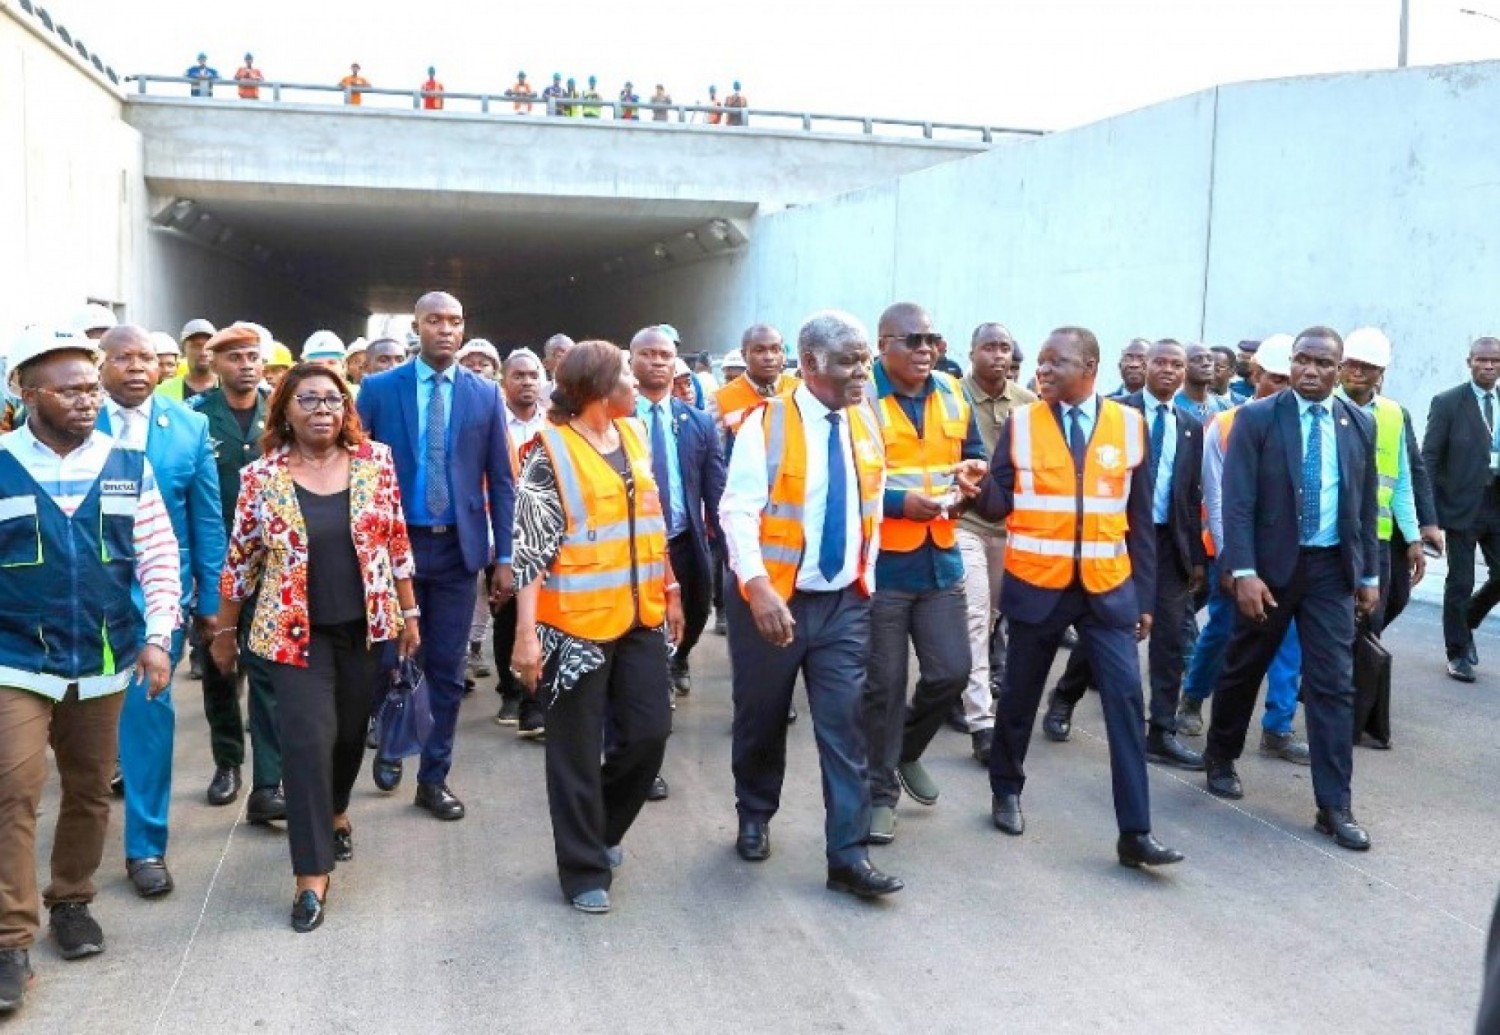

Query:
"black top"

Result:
[[295, 485, 364, 627], [228, 402, 257, 434]]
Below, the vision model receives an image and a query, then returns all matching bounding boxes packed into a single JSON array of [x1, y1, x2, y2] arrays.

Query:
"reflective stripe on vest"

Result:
[[750, 396, 884, 602], [871, 372, 969, 552], [533, 421, 667, 640], [1372, 396, 1402, 541], [716, 373, 795, 437], [1004, 399, 1145, 593]]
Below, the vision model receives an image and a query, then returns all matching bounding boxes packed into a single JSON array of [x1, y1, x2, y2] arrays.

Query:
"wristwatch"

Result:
[[145, 634, 172, 654]]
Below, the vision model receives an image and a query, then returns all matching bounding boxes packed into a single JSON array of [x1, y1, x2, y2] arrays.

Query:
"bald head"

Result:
[[99, 324, 150, 354], [97, 324, 159, 408], [411, 292, 464, 368], [630, 326, 675, 354], [877, 302, 932, 339], [414, 291, 461, 317]]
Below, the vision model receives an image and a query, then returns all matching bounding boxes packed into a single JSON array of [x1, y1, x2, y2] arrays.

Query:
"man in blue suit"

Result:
[[1205, 326, 1380, 851], [629, 328, 727, 697], [357, 292, 514, 820], [97, 327, 225, 896], [975, 327, 1182, 868]]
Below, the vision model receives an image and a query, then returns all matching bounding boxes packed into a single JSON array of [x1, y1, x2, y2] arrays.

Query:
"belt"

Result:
[[1299, 545, 1339, 554], [412, 524, 454, 536]]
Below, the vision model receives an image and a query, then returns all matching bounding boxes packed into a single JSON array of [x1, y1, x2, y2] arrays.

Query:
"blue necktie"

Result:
[[425, 372, 450, 516], [1150, 403, 1167, 473], [819, 412, 847, 582], [650, 403, 673, 534], [1067, 406, 1086, 470], [1300, 403, 1324, 543]]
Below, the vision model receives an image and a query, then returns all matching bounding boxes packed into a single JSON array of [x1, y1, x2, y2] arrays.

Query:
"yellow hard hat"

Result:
[[267, 342, 294, 368]]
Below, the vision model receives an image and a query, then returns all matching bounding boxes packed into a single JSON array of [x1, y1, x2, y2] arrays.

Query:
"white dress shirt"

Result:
[[504, 402, 547, 467], [106, 396, 153, 450], [720, 384, 879, 593]]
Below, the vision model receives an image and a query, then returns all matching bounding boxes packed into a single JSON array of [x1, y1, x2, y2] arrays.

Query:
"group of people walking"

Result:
[[0, 293, 1489, 1018]]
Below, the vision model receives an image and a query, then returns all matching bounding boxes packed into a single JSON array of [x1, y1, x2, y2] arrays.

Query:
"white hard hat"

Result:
[[10, 325, 98, 373], [1343, 327, 1392, 369], [179, 318, 216, 342], [148, 331, 181, 357], [71, 303, 118, 335], [673, 358, 693, 378], [302, 330, 345, 362], [722, 349, 746, 368], [345, 336, 369, 357], [1256, 333, 1294, 378], [456, 339, 501, 367]]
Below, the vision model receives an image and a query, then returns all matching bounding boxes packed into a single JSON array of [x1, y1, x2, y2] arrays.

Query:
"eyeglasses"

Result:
[[37, 386, 103, 407], [881, 333, 943, 350], [293, 393, 346, 413]]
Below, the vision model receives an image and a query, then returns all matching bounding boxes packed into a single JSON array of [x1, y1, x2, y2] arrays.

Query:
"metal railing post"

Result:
[[273, 82, 282, 102], [413, 92, 421, 110], [922, 122, 932, 139], [802, 113, 811, 131], [862, 118, 873, 134]]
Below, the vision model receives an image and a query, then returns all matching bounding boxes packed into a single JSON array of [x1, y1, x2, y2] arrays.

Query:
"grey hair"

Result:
[[798, 309, 868, 359], [503, 347, 541, 372], [543, 333, 575, 358]]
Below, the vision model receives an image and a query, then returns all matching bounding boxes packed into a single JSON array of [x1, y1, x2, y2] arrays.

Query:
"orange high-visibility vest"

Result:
[[1201, 406, 1241, 557], [872, 372, 970, 552], [532, 420, 667, 640], [750, 396, 884, 602], [1004, 398, 1146, 593], [715, 373, 796, 437]]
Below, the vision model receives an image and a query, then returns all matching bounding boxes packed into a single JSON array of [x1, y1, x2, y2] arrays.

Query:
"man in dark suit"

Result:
[[1421, 336, 1500, 682], [629, 328, 727, 697], [1042, 340, 1206, 770], [976, 326, 1182, 868], [1204, 326, 1380, 851], [356, 291, 515, 820]]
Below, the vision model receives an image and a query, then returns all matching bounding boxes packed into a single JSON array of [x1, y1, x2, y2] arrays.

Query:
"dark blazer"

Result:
[[1221, 391, 1379, 591], [189, 387, 269, 535], [666, 398, 727, 575], [356, 362, 514, 574], [1421, 382, 1494, 531], [978, 397, 1157, 628], [1123, 391, 1206, 578]]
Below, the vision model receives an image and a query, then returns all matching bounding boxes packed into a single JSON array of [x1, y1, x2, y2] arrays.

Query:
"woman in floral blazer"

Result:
[[214, 364, 419, 934]]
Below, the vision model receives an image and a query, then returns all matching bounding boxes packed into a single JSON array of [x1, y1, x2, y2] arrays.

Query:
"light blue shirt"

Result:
[[636, 395, 687, 538], [410, 357, 456, 526], [1296, 392, 1339, 548], [1144, 393, 1177, 524], [1472, 381, 1500, 447], [1339, 389, 1419, 542], [1174, 389, 1232, 425], [1060, 394, 1099, 444]]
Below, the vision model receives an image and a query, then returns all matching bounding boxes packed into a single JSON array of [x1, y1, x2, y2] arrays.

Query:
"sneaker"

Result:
[[895, 760, 941, 806], [0, 949, 32, 1012], [1175, 696, 1204, 737], [466, 642, 491, 679], [1260, 730, 1312, 766], [496, 697, 520, 726], [517, 707, 546, 740], [868, 805, 897, 844], [49, 902, 104, 960]]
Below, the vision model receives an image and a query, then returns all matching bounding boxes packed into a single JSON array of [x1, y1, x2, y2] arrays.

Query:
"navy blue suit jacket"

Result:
[[1221, 390, 1378, 591], [356, 362, 514, 574], [666, 398, 727, 574], [1123, 391, 1206, 578], [978, 397, 1157, 628], [99, 397, 226, 616]]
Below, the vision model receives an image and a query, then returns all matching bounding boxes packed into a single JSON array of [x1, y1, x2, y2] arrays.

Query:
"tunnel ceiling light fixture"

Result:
[[652, 243, 670, 260], [708, 219, 731, 242], [683, 230, 698, 242]]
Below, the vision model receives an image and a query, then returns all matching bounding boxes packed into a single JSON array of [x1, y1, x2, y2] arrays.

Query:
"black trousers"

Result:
[[1054, 525, 1190, 732], [544, 625, 672, 898], [1206, 549, 1355, 810], [1382, 530, 1412, 629], [1442, 524, 1500, 660], [202, 609, 281, 788], [267, 621, 377, 876], [668, 534, 712, 667]]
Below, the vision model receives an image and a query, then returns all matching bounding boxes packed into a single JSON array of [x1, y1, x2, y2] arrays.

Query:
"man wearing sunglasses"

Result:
[[862, 303, 989, 846]]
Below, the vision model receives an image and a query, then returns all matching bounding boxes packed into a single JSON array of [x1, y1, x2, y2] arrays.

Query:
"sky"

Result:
[[61, 0, 1500, 130]]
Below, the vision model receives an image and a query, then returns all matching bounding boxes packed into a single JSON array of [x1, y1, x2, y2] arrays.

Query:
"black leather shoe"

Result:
[[736, 819, 770, 862], [1147, 728, 1205, 770], [1315, 806, 1371, 851], [372, 756, 403, 792], [206, 765, 241, 806], [991, 793, 1025, 835], [1466, 637, 1480, 667], [246, 786, 287, 824], [333, 827, 353, 863], [1117, 832, 1185, 868], [670, 661, 692, 696], [646, 775, 669, 801], [1041, 696, 1073, 742], [365, 718, 379, 750], [126, 856, 174, 898], [414, 782, 466, 821], [1448, 657, 1478, 683], [826, 860, 904, 898], [290, 888, 325, 933], [971, 728, 993, 767], [1205, 759, 1243, 799]]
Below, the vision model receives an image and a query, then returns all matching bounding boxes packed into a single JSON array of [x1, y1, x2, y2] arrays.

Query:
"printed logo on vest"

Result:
[[1095, 445, 1123, 471], [100, 479, 139, 495]]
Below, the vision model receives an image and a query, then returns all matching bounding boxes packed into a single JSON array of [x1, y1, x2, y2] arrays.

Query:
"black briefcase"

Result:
[[1352, 621, 1392, 747]]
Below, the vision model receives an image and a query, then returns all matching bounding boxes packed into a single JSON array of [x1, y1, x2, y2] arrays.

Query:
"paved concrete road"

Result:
[[15, 602, 1497, 1034]]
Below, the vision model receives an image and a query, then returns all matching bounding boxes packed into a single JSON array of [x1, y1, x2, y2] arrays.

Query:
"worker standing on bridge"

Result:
[[703, 85, 723, 124], [619, 82, 640, 120], [650, 83, 673, 121], [582, 76, 603, 118], [563, 78, 581, 117], [338, 63, 369, 105], [185, 52, 218, 98], [234, 53, 263, 100], [542, 73, 566, 116], [508, 71, 535, 114], [421, 66, 445, 110], [724, 81, 748, 126]]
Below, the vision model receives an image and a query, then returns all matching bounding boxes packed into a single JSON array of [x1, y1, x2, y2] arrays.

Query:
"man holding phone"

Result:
[[861, 303, 988, 846]]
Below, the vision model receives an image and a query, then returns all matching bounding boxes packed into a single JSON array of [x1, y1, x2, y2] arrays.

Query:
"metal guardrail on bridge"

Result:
[[124, 75, 1045, 144]]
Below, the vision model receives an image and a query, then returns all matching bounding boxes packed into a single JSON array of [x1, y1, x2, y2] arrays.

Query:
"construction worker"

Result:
[[714, 326, 797, 453], [509, 71, 535, 114]]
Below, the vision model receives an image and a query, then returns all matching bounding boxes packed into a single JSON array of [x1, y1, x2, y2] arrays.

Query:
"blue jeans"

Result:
[[119, 627, 185, 860], [1183, 560, 1301, 734]]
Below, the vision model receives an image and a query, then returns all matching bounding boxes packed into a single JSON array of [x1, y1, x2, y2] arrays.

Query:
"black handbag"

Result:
[[1352, 619, 1392, 747], [375, 658, 434, 760]]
